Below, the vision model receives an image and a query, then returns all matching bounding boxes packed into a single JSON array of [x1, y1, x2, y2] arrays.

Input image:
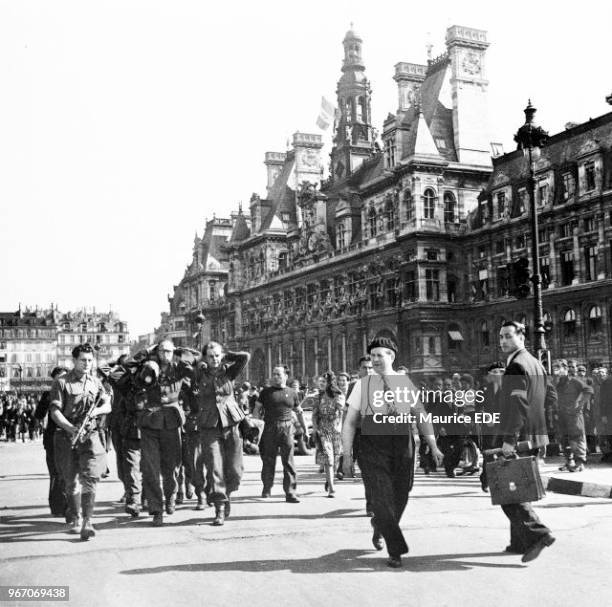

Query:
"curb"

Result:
[[541, 475, 612, 499]]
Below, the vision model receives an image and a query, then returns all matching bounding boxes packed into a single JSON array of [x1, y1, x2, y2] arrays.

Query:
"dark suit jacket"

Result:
[[499, 348, 549, 448]]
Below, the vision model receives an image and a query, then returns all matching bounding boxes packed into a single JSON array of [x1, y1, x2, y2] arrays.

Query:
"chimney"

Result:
[[264, 152, 286, 195], [393, 63, 426, 113]]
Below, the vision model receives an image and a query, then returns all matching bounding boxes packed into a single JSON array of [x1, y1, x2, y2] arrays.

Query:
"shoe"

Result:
[[66, 517, 82, 534], [505, 545, 523, 554], [176, 492, 184, 505], [80, 518, 96, 541], [387, 556, 402, 568], [224, 499, 231, 519], [125, 502, 141, 518], [569, 461, 585, 472], [261, 490, 271, 498], [186, 487, 194, 500], [336, 470, 344, 481], [165, 499, 176, 515], [116, 493, 126, 505], [372, 530, 384, 551], [327, 491, 335, 498], [212, 505, 225, 526], [286, 495, 300, 503], [445, 469, 455, 478], [152, 513, 163, 527], [195, 496, 205, 511], [558, 461, 574, 471], [521, 535, 556, 563]]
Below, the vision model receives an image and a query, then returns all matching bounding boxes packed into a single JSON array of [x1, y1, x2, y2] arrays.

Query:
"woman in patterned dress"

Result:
[[312, 372, 345, 497]]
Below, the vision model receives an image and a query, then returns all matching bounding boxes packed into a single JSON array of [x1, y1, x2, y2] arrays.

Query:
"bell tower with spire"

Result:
[[330, 25, 374, 182]]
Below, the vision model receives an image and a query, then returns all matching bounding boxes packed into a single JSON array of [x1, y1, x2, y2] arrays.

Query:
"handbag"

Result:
[[486, 453, 545, 505]]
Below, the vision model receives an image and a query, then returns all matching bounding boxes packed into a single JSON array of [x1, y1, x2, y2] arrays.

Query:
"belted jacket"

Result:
[[194, 351, 250, 429]]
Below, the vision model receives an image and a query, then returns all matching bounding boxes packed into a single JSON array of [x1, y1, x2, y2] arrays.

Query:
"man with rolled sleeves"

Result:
[[50, 344, 111, 540], [498, 321, 555, 562], [341, 337, 443, 568], [193, 342, 249, 526], [137, 340, 192, 526], [253, 365, 307, 502]]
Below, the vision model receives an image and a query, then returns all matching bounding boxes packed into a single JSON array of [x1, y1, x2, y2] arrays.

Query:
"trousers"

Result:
[[140, 427, 182, 514], [260, 420, 296, 496], [200, 424, 243, 505], [44, 439, 66, 517], [54, 431, 106, 522], [357, 433, 414, 557], [502, 502, 552, 550]]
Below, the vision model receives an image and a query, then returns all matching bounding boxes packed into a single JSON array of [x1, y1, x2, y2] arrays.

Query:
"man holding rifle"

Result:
[[50, 343, 111, 541], [498, 321, 555, 562]]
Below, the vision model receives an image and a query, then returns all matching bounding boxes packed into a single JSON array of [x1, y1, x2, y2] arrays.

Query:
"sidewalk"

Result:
[[540, 454, 612, 498]]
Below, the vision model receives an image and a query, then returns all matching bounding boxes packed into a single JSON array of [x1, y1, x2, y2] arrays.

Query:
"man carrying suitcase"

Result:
[[498, 320, 556, 563]]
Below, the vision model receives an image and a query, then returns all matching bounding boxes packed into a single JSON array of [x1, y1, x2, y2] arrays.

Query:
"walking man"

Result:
[[342, 337, 443, 568], [253, 365, 307, 502], [194, 342, 249, 526], [50, 344, 111, 540], [498, 320, 555, 562], [137, 340, 193, 526]]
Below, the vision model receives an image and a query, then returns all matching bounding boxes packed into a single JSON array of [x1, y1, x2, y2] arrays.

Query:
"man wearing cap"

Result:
[[34, 366, 68, 517], [552, 359, 591, 472], [50, 344, 111, 540], [498, 321, 555, 562], [342, 337, 443, 568], [137, 339, 193, 526]]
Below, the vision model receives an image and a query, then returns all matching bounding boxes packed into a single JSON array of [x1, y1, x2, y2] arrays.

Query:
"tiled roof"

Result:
[[229, 212, 251, 243]]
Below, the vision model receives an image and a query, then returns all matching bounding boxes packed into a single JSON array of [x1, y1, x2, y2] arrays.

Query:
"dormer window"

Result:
[[585, 161, 596, 191], [384, 136, 396, 168], [497, 191, 505, 218], [368, 207, 377, 237]]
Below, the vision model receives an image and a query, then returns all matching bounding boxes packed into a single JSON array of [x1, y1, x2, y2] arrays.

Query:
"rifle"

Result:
[[71, 392, 104, 449]]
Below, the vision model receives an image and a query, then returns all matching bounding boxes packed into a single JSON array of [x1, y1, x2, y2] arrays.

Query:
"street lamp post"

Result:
[[514, 100, 549, 367]]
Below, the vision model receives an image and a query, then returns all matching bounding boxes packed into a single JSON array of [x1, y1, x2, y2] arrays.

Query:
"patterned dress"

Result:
[[313, 392, 345, 468]]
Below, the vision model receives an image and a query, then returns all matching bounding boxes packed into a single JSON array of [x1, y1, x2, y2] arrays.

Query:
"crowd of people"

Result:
[[0, 393, 42, 442], [4, 330, 612, 568]]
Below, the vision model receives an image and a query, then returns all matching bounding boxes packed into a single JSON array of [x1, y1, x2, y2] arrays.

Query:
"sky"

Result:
[[0, 0, 610, 338]]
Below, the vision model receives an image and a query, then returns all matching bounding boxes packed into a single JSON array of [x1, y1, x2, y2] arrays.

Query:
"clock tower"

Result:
[[446, 25, 491, 166], [330, 26, 375, 182]]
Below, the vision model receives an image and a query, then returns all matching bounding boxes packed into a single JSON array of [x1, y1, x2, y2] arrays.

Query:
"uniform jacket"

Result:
[[499, 348, 549, 448], [136, 361, 192, 430], [194, 351, 250, 429]]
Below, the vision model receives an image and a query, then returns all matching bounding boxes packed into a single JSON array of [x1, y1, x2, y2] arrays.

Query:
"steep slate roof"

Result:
[[398, 58, 457, 161], [229, 212, 251, 243], [260, 153, 298, 231]]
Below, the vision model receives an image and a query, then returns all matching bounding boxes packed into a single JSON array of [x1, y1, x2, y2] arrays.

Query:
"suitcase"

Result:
[[486, 454, 545, 506]]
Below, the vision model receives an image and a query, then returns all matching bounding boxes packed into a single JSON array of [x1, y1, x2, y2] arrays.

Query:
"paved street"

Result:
[[1, 440, 611, 607]]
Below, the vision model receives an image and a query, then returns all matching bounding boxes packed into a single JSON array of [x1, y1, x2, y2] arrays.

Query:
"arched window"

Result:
[[385, 197, 395, 232], [543, 311, 553, 335], [368, 206, 377, 237], [588, 305, 603, 337], [423, 188, 436, 219], [444, 192, 457, 223], [563, 309, 576, 339], [480, 320, 489, 347], [404, 190, 414, 223]]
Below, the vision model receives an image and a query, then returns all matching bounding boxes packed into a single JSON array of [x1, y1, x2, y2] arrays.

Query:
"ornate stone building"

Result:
[[56, 309, 131, 368], [163, 25, 612, 385], [0, 307, 58, 393]]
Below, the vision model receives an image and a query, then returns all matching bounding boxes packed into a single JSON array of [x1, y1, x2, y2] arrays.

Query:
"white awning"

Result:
[[448, 330, 464, 341]]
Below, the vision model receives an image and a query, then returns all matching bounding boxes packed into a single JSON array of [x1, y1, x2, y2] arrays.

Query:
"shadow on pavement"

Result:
[[120, 548, 525, 575]]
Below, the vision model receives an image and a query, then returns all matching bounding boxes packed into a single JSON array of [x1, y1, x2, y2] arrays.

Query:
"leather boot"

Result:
[[66, 493, 82, 534], [212, 503, 225, 526], [80, 492, 96, 541]]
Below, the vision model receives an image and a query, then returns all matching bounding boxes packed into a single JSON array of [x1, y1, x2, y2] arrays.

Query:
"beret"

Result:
[[367, 336, 398, 354]]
